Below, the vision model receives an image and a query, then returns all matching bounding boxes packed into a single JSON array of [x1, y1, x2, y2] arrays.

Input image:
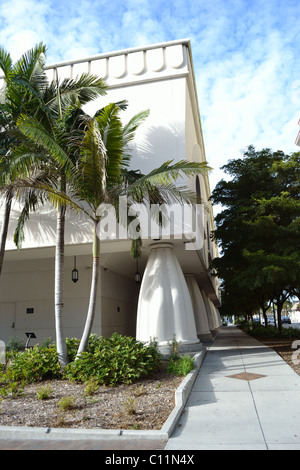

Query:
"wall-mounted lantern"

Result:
[[134, 259, 141, 285], [72, 256, 79, 283]]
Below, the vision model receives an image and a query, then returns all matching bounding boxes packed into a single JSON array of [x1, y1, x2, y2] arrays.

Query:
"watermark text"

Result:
[[96, 198, 206, 250]]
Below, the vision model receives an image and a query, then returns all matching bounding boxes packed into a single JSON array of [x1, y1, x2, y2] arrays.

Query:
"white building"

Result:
[[291, 303, 300, 323], [0, 39, 221, 352]]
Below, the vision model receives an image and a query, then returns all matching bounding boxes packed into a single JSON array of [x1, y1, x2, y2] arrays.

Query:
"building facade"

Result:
[[0, 40, 221, 352]]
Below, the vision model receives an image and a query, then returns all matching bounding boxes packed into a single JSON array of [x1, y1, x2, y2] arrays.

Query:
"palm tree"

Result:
[[0, 43, 48, 276], [17, 102, 210, 357], [1, 44, 108, 366]]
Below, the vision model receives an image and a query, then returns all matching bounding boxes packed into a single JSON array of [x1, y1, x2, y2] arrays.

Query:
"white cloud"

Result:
[[0, 0, 299, 197]]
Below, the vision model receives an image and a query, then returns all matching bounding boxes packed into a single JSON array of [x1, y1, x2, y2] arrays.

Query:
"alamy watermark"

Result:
[[96, 197, 206, 250], [292, 340, 300, 365]]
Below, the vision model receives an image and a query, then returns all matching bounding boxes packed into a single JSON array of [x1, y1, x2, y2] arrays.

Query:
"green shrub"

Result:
[[0, 379, 25, 398], [2, 346, 61, 384], [40, 337, 55, 348], [244, 324, 300, 340], [8, 336, 25, 352], [0, 333, 162, 390], [167, 354, 195, 376], [65, 338, 80, 362], [64, 333, 161, 386]]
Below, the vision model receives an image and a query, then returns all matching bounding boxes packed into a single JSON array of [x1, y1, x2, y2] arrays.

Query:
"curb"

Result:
[[0, 349, 206, 442], [160, 348, 206, 438]]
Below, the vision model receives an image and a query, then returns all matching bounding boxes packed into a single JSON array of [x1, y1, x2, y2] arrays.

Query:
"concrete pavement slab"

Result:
[[165, 326, 300, 450], [166, 390, 266, 448], [252, 390, 300, 446]]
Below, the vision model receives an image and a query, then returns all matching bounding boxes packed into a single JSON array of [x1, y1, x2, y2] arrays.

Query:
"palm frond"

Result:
[[13, 43, 46, 80], [129, 159, 211, 191], [122, 109, 150, 167], [45, 74, 108, 118], [14, 176, 86, 217], [0, 48, 13, 78], [14, 189, 41, 249], [95, 103, 124, 182], [78, 118, 107, 206], [16, 114, 72, 173], [122, 109, 150, 146]]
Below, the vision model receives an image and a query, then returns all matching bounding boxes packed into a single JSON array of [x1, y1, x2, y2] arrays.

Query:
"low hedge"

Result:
[[240, 322, 300, 339]]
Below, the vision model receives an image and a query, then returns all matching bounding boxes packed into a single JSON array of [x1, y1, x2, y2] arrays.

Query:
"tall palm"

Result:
[[17, 102, 210, 356], [0, 43, 48, 276], [3, 44, 108, 366], [14, 111, 107, 367]]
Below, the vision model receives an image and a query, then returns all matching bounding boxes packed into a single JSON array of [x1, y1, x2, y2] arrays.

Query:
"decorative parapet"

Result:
[[44, 40, 191, 88]]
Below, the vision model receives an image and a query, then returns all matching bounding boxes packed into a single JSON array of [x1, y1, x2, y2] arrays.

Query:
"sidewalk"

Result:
[[165, 326, 300, 450]]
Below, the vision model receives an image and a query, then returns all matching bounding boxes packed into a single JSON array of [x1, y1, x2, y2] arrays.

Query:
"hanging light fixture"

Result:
[[134, 259, 141, 285], [72, 256, 79, 283]]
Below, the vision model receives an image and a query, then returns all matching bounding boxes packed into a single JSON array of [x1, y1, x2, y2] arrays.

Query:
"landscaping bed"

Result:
[[0, 333, 192, 431], [0, 363, 183, 430]]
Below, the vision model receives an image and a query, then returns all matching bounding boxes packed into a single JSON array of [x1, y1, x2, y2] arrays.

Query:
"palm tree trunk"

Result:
[[0, 190, 13, 277], [76, 220, 100, 357], [55, 203, 68, 366]]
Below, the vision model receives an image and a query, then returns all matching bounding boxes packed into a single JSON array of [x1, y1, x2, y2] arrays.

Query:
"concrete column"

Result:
[[185, 274, 212, 342], [210, 300, 222, 329], [136, 243, 201, 355], [201, 290, 219, 336]]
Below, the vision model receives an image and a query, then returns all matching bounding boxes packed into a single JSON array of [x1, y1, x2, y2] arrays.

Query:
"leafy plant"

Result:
[[8, 336, 25, 352], [123, 397, 136, 415], [168, 334, 181, 359], [58, 396, 77, 411], [167, 355, 195, 376], [64, 333, 161, 386], [65, 338, 80, 362], [0, 379, 25, 398], [36, 385, 54, 400], [134, 385, 144, 397], [41, 338, 55, 348], [84, 378, 99, 396], [3, 345, 61, 383]]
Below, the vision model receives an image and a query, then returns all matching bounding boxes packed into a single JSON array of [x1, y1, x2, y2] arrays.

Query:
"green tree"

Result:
[[0, 43, 48, 276], [1, 44, 107, 366], [211, 146, 300, 331]]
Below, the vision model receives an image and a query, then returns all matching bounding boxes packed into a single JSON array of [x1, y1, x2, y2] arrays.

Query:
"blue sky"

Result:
[[0, 0, 299, 192]]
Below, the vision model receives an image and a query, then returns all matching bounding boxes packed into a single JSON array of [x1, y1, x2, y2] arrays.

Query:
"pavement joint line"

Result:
[[248, 380, 269, 450], [0, 348, 207, 442], [239, 335, 269, 450]]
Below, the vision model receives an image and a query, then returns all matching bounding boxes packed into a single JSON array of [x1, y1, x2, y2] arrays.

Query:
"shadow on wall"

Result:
[[5, 201, 94, 250], [2, 122, 190, 255], [129, 123, 186, 176]]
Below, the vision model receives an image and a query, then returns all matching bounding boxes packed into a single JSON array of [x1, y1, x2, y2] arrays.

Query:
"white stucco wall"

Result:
[[0, 253, 138, 345], [0, 40, 220, 346]]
